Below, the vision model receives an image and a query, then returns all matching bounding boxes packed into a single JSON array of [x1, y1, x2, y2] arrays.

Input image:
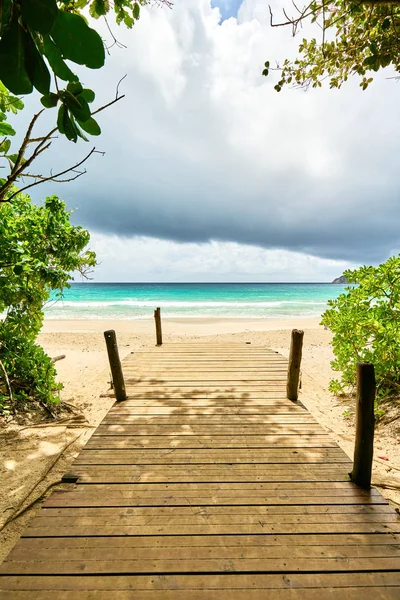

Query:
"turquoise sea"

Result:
[[45, 283, 347, 320]]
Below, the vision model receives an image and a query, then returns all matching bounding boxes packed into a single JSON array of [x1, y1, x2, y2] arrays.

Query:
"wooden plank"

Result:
[[72, 464, 353, 474], [7, 543, 400, 562], [24, 523, 400, 536], [41, 502, 394, 514], [13, 532, 400, 548], [107, 403, 305, 410], [95, 426, 327, 435], [39, 506, 395, 518], [65, 473, 354, 484], [103, 412, 316, 426], [2, 588, 400, 599], [75, 448, 348, 457], [123, 393, 290, 398], [100, 419, 320, 426], [69, 480, 379, 489], [124, 368, 289, 372], [85, 435, 338, 449], [1, 572, 399, 590], [3, 557, 400, 575], [29, 514, 399, 528], [73, 452, 350, 465], [43, 495, 385, 508]]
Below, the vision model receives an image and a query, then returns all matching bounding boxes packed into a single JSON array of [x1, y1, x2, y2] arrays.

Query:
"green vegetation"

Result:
[[321, 255, 400, 401], [0, 192, 96, 416], [264, 1, 400, 90]]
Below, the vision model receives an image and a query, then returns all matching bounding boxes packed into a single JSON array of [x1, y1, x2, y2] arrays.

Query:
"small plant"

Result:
[[321, 255, 400, 400], [0, 192, 96, 414]]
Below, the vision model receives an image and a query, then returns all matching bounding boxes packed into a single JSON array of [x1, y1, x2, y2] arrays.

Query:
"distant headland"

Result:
[[332, 275, 348, 284]]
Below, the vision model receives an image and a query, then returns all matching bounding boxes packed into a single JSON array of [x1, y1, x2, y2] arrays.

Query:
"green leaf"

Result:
[[50, 11, 105, 69], [79, 88, 95, 103], [74, 121, 89, 142], [62, 108, 78, 142], [20, 0, 58, 35], [123, 14, 134, 28], [5, 153, 18, 163], [133, 2, 140, 20], [24, 32, 51, 95], [90, 0, 110, 18], [0, 17, 33, 95], [67, 81, 83, 96], [0, 138, 11, 153], [0, 0, 12, 34], [43, 35, 77, 82], [40, 92, 59, 108], [63, 91, 91, 123], [57, 104, 66, 134], [79, 116, 101, 136], [0, 121, 16, 136]]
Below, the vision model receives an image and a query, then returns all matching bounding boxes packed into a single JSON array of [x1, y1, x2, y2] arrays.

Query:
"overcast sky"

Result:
[[13, 0, 400, 282]]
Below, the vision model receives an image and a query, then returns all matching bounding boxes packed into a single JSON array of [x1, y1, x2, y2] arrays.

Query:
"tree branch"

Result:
[[0, 358, 14, 411], [0, 77, 126, 203], [5, 148, 105, 203], [11, 111, 45, 176]]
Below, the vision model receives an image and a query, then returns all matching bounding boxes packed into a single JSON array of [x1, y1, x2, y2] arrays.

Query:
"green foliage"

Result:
[[265, 1, 400, 90], [0, 192, 96, 413], [0, 83, 25, 189], [321, 256, 400, 399], [0, 0, 149, 142]]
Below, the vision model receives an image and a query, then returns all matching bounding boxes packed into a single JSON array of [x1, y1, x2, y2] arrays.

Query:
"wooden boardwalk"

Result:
[[1, 342, 400, 598]]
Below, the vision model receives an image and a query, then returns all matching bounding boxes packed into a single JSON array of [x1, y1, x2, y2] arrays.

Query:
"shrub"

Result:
[[321, 255, 400, 398], [0, 193, 96, 415]]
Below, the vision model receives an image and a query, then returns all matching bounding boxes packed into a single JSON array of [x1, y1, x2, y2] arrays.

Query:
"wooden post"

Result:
[[154, 307, 162, 346], [287, 329, 304, 401], [350, 362, 375, 489], [104, 329, 127, 402]]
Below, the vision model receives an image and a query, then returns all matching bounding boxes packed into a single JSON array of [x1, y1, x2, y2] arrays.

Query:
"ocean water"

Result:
[[44, 283, 347, 320]]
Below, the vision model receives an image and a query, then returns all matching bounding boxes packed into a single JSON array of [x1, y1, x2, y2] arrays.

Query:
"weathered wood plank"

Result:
[[23, 523, 400, 537], [43, 494, 385, 507], [3, 557, 400, 575], [7, 543, 400, 562], [13, 532, 400, 548], [95, 425, 328, 435], [2, 589, 400, 599], [85, 435, 338, 449]]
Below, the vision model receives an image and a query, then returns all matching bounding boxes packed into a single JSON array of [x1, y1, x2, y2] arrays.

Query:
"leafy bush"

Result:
[[321, 255, 400, 398], [0, 193, 96, 415]]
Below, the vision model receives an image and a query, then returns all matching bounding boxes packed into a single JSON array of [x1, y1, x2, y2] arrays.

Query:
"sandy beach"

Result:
[[1, 317, 399, 562]]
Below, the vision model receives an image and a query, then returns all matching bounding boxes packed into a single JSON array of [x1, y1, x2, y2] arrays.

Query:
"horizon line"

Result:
[[70, 281, 341, 285]]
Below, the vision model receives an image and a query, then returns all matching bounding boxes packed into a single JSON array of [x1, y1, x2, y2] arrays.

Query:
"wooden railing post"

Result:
[[104, 329, 127, 402], [350, 362, 375, 489], [154, 307, 162, 346], [287, 329, 304, 401]]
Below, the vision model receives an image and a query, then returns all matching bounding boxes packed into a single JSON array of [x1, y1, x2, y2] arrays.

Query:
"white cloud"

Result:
[[88, 233, 356, 282]]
